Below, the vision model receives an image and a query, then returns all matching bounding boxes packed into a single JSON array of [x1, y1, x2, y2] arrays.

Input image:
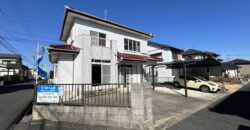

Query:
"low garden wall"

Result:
[[32, 83, 154, 130]]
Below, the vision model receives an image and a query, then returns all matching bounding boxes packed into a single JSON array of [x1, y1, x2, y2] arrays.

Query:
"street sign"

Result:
[[37, 85, 60, 103]]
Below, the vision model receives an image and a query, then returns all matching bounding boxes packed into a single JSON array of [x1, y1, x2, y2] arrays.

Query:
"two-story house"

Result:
[[0, 53, 23, 76], [47, 6, 161, 84], [182, 49, 220, 60], [147, 41, 183, 83]]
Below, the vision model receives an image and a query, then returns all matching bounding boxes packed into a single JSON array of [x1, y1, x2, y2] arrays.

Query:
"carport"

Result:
[[149, 58, 221, 97]]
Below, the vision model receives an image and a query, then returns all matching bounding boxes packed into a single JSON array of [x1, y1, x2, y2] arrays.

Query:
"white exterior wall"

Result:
[[223, 69, 239, 78], [56, 18, 148, 84], [147, 45, 176, 83], [54, 54, 74, 84], [73, 19, 148, 55]]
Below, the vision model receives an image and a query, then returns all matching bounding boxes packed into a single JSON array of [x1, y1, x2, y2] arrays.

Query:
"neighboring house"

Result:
[[147, 41, 183, 83], [182, 49, 220, 60], [47, 6, 161, 84], [222, 59, 250, 78], [221, 62, 239, 78], [0, 53, 23, 76]]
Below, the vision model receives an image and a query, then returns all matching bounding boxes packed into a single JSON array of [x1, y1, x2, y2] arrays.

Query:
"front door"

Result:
[[125, 68, 133, 83], [92, 64, 101, 84]]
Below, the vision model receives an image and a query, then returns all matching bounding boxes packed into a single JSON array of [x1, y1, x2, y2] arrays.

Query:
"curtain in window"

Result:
[[102, 65, 110, 83]]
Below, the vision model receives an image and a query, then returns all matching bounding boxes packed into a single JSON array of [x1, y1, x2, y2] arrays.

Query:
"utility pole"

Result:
[[183, 63, 188, 97], [33, 48, 36, 73], [226, 55, 230, 61], [36, 42, 39, 84]]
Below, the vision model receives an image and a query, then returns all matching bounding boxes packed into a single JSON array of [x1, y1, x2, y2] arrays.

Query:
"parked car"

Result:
[[173, 76, 221, 93]]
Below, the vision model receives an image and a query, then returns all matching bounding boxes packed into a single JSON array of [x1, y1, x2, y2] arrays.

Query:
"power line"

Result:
[[0, 38, 33, 65], [1, 39, 33, 64], [8, 0, 32, 37], [0, 8, 57, 29], [0, 35, 61, 45], [0, 29, 61, 42]]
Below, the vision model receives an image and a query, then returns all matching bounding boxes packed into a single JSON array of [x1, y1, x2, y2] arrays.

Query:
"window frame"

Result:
[[124, 38, 141, 52], [90, 30, 107, 47], [172, 51, 178, 60]]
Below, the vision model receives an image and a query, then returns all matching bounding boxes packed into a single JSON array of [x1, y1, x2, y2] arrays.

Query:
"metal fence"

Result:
[[33, 83, 130, 107]]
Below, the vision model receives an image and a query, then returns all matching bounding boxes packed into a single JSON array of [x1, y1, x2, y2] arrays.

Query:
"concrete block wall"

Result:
[[32, 83, 153, 130]]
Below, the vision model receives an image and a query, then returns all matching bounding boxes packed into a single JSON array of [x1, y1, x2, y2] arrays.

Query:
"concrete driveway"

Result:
[[153, 84, 227, 130]]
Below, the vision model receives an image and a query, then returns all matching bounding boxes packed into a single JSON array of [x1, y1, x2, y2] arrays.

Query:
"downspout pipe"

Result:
[[116, 57, 123, 84]]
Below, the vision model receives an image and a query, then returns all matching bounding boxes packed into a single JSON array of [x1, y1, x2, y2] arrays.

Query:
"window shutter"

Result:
[[90, 30, 99, 46]]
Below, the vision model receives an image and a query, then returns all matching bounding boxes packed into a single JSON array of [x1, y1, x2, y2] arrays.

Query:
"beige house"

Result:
[[222, 59, 250, 78]]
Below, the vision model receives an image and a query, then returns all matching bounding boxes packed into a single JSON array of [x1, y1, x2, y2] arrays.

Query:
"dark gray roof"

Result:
[[221, 59, 250, 70], [148, 41, 183, 52], [182, 49, 220, 56], [149, 58, 221, 68], [230, 59, 250, 65], [0, 53, 21, 60], [221, 62, 238, 70], [182, 49, 203, 56]]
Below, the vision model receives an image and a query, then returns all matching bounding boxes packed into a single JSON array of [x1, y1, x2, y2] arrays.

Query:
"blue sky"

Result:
[[0, 0, 250, 70]]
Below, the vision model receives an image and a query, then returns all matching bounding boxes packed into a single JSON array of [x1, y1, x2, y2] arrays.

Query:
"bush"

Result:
[[230, 80, 242, 84], [210, 76, 240, 83]]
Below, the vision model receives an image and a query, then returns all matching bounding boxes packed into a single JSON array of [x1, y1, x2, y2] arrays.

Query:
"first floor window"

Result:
[[92, 63, 111, 84], [102, 65, 110, 83]]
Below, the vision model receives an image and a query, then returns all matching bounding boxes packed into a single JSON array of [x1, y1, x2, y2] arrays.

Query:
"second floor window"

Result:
[[124, 38, 140, 52], [2, 60, 15, 65], [172, 51, 178, 59], [151, 53, 162, 58], [90, 30, 106, 47]]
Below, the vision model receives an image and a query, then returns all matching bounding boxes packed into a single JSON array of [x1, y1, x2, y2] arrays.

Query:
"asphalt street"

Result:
[[168, 83, 250, 130], [0, 82, 34, 130]]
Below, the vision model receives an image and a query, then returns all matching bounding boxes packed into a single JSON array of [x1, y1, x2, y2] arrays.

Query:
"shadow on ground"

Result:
[[238, 125, 250, 130], [209, 83, 250, 120], [0, 83, 34, 94]]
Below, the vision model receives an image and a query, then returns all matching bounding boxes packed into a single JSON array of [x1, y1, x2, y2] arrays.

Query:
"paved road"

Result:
[[168, 83, 250, 130], [0, 82, 34, 130], [153, 86, 226, 130]]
